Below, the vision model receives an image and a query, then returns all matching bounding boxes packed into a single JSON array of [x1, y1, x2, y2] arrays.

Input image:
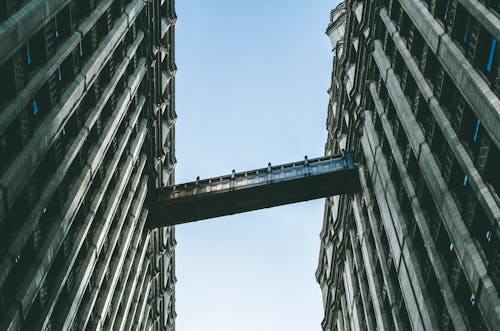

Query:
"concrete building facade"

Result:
[[317, 1, 500, 330], [0, 0, 177, 329]]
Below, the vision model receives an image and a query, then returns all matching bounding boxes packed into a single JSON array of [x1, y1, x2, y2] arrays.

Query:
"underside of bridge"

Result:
[[148, 153, 361, 228]]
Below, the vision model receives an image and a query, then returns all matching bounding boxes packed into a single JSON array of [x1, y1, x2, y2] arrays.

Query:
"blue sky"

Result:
[[174, 1, 339, 330]]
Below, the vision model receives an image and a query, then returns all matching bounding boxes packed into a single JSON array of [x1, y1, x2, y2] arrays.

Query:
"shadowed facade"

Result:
[[0, 0, 177, 329]]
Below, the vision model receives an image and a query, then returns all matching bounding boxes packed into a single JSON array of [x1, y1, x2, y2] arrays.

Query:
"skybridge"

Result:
[[148, 152, 360, 228]]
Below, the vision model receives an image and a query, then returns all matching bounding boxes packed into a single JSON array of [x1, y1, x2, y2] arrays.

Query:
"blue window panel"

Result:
[[33, 100, 39, 115], [79, 39, 83, 57], [27, 46, 32, 65], [54, 18, 60, 39], [463, 175, 468, 186], [463, 15, 471, 43], [486, 38, 497, 72], [58, 66, 62, 81], [473, 119, 480, 142], [444, 0, 451, 20]]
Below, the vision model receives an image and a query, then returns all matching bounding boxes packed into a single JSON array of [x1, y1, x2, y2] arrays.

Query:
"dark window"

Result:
[[439, 74, 457, 117], [56, 6, 73, 39], [475, 27, 499, 84], [424, 51, 440, 88], [435, 220, 455, 272], [452, 4, 473, 51], [112, 0, 123, 20], [485, 145, 499, 196], [77, 0, 92, 15], [385, 34, 395, 59], [375, 16, 385, 41], [404, 74, 417, 106], [459, 106, 479, 155], [81, 31, 95, 62], [471, 207, 497, 264], [0, 60, 16, 105], [24, 44, 35, 79], [394, 53, 405, 81], [407, 151, 421, 186], [4, 235, 35, 299], [390, 0, 401, 23], [488, 0, 500, 16], [423, 187, 440, 235], [455, 272, 488, 330], [436, 0, 453, 24], [60, 54, 75, 87], [46, 245, 66, 292], [431, 126, 447, 165], [28, 29, 47, 68], [21, 293, 42, 331], [0, 120, 22, 171], [400, 12, 411, 43], [97, 13, 109, 41]]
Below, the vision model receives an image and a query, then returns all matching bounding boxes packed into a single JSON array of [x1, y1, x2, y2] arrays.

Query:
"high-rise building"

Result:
[[317, 1, 500, 330], [0, 0, 177, 329]]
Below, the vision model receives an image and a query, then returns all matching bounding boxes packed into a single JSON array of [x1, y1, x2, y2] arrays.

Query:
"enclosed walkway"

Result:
[[148, 153, 360, 228]]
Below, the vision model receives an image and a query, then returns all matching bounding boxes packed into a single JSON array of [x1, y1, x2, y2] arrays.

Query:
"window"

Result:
[[390, 0, 400, 23], [452, 4, 473, 51], [475, 27, 499, 84], [0, 60, 16, 104], [0, 0, 19, 21], [436, 0, 453, 24], [456, 272, 488, 330], [459, 106, 480, 155], [488, 0, 500, 16], [26, 44, 32, 65], [485, 145, 499, 196], [471, 207, 496, 263], [486, 38, 498, 73], [0, 121, 22, 171], [400, 12, 411, 43], [424, 51, 440, 88], [21, 293, 42, 331], [32, 100, 39, 116]]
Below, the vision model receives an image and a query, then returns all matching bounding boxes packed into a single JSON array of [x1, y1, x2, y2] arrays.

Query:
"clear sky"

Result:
[[174, 1, 339, 330]]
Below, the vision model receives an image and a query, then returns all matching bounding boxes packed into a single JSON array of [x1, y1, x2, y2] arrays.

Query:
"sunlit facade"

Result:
[[317, 1, 500, 330]]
